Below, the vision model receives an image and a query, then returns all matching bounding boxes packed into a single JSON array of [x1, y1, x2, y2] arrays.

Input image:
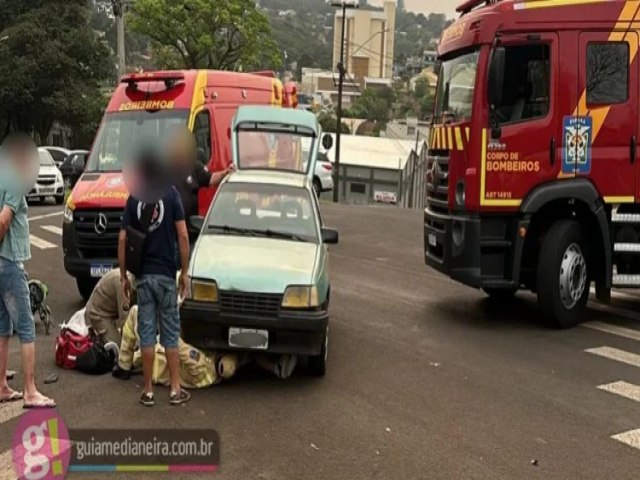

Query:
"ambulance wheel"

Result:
[[308, 326, 328, 377], [537, 220, 589, 329], [77, 276, 98, 302]]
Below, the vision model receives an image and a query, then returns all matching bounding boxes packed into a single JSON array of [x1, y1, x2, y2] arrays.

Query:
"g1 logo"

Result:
[[12, 410, 70, 480]]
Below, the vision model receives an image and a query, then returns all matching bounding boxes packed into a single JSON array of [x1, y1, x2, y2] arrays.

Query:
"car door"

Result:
[[576, 32, 638, 202]]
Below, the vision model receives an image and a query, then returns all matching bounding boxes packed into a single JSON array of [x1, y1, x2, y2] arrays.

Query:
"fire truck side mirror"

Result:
[[488, 47, 506, 107]]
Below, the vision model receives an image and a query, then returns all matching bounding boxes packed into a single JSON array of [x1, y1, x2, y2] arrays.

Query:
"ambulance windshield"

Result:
[[434, 49, 479, 124], [85, 110, 189, 173]]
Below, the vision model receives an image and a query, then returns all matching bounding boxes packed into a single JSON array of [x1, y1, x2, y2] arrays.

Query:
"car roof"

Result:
[[68, 150, 89, 155], [234, 105, 320, 134], [43, 146, 70, 152], [226, 169, 310, 189]]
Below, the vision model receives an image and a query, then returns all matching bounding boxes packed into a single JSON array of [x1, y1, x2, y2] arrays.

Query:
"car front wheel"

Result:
[[308, 326, 328, 377]]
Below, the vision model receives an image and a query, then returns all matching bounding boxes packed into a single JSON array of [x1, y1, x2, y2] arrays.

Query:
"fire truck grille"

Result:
[[73, 209, 124, 258], [425, 154, 449, 216], [219, 291, 283, 317]]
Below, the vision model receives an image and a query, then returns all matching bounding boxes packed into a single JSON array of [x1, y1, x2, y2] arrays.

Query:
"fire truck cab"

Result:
[[425, 0, 640, 327], [63, 70, 298, 300]]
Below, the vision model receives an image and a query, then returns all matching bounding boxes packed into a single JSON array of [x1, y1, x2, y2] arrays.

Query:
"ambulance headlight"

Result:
[[63, 203, 74, 223]]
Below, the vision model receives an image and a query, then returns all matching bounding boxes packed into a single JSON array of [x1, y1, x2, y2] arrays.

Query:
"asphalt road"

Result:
[[2, 200, 640, 479]]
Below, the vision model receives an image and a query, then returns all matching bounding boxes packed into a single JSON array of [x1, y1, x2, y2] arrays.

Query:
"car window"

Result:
[[205, 182, 319, 243], [48, 150, 66, 163], [72, 154, 86, 168]]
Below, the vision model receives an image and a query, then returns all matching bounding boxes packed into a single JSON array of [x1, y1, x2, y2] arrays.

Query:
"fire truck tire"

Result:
[[537, 220, 589, 329], [76, 276, 98, 302]]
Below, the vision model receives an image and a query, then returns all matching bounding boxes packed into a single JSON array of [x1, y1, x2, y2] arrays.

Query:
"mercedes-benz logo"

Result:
[[428, 160, 441, 190], [94, 213, 108, 235]]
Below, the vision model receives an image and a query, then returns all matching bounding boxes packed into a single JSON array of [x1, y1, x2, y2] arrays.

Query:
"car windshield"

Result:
[[85, 110, 189, 172], [236, 125, 315, 174], [434, 49, 479, 123], [38, 151, 54, 167], [205, 182, 319, 243]]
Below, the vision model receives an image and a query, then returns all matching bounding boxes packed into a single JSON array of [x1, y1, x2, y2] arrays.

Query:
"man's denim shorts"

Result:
[[136, 274, 179, 349], [0, 257, 35, 343]]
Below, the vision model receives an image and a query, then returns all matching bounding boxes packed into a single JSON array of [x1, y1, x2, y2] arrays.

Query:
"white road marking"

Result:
[[40, 225, 62, 236], [27, 211, 63, 222], [29, 235, 57, 250], [0, 449, 13, 480], [0, 402, 24, 424], [597, 381, 640, 403], [612, 429, 640, 450], [582, 321, 640, 342], [585, 346, 640, 368]]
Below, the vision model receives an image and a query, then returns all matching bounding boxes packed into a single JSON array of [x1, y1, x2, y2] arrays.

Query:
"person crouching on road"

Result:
[[85, 268, 135, 345], [0, 133, 55, 408]]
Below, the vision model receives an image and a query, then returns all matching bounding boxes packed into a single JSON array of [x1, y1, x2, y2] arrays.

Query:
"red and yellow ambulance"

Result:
[[63, 70, 298, 300]]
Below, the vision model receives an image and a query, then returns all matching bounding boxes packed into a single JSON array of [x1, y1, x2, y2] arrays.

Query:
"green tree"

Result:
[[128, 0, 281, 70], [318, 113, 350, 134], [414, 77, 429, 99], [344, 87, 395, 127], [0, 0, 112, 142]]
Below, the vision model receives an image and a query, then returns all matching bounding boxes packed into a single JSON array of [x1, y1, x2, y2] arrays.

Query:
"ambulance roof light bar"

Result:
[[121, 72, 185, 90], [456, 0, 500, 14]]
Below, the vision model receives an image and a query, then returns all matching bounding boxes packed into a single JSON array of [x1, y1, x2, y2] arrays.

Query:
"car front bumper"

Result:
[[180, 300, 329, 356], [27, 182, 64, 198]]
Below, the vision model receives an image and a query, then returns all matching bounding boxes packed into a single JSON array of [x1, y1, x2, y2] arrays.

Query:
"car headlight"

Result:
[[282, 286, 319, 308], [57, 172, 63, 184], [191, 279, 218, 303], [63, 203, 74, 223]]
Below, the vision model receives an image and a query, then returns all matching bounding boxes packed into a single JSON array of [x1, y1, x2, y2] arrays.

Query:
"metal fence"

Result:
[[399, 140, 428, 210]]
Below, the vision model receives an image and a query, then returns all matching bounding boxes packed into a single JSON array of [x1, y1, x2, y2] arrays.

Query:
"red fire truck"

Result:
[[63, 70, 298, 300], [424, 0, 640, 327]]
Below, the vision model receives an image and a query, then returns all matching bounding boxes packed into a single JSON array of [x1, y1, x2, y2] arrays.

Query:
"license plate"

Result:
[[90, 264, 112, 278], [228, 328, 269, 350], [428, 233, 437, 247], [40, 188, 54, 194]]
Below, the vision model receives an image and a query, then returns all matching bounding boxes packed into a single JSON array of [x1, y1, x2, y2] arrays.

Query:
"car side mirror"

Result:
[[189, 215, 205, 232], [321, 134, 333, 151], [321, 228, 339, 244], [488, 46, 505, 107]]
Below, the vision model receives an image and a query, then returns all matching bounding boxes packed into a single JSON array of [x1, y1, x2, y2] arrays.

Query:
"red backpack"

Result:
[[55, 329, 93, 370]]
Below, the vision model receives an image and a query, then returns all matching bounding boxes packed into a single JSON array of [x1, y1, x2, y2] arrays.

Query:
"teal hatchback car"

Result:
[[180, 106, 338, 376]]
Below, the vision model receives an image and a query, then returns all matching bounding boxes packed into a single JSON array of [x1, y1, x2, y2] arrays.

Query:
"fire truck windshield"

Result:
[[85, 109, 189, 172], [434, 50, 479, 124]]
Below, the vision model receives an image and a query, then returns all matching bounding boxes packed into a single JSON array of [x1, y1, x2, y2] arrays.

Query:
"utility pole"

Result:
[[331, 0, 358, 203], [112, 0, 126, 79]]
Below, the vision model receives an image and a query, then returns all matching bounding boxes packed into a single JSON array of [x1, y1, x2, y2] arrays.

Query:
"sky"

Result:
[[369, 0, 457, 18]]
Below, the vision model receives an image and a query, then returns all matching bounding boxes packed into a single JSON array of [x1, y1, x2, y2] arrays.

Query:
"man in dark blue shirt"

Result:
[[118, 185, 190, 407]]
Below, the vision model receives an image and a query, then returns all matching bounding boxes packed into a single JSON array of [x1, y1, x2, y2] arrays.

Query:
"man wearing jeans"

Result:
[[118, 185, 190, 407], [0, 134, 55, 408]]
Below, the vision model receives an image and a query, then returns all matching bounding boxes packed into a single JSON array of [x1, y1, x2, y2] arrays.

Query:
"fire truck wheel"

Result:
[[537, 220, 589, 329], [76, 276, 98, 302]]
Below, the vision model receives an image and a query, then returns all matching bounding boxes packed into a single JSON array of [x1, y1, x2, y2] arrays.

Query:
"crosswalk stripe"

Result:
[[612, 429, 640, 450], [597, 381, 640, 403], [585, 346, 640, 368], [582, 321, 640, 342], [27, 211, 63, 222], [29, 235, 57, 250], [40, 225, 62, 236], [0, 449, 14, 480]]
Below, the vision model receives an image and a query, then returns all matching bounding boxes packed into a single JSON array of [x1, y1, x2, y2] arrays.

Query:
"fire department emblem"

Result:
[[562, 116, 593, 174]]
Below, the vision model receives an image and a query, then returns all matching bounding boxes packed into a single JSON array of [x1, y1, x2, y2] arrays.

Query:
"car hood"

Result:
[[191, 235, 320, 293], [39, 166, 59, 176], [67, 172, 128, 209]]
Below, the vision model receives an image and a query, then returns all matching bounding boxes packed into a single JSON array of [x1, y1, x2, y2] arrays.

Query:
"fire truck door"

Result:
[[576, 32, 638, 202]]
